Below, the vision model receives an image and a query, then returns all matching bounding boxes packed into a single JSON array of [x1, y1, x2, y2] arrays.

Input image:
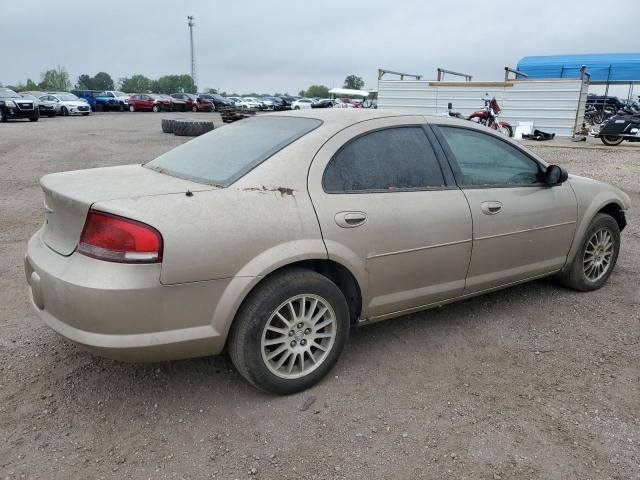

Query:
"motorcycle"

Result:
[[594, 111, 640, 146], [448, 96, 514, 137]]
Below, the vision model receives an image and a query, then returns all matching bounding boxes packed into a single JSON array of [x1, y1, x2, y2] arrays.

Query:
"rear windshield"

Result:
[[144, 116, 321, 186]]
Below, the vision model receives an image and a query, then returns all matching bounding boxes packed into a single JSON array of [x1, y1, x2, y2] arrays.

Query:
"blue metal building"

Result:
[[516, 53, 640, 84]]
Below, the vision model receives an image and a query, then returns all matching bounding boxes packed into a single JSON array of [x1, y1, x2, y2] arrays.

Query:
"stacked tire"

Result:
[[161, 118, 214, 136]]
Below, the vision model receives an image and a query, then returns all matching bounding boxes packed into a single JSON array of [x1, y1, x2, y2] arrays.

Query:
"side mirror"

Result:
[[447, 102, 453, 110], [545, 165, 568, 186]]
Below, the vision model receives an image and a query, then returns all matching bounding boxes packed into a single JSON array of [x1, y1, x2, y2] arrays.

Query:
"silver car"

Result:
[[25, 110, 630, 394]]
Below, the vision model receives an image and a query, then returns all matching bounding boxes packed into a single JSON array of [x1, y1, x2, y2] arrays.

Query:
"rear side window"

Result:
[[438, 127, 542, 186], [323, 127, 445, 192], [145, 116, 321, 186]]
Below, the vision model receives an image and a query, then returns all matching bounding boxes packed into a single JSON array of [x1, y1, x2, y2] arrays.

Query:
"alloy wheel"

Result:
[[261, 294, 337, 379], [583, 228, 614, 282]]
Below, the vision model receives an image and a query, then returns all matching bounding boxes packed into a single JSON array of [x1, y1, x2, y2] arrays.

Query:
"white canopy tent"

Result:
[[328, 88, 370, 97]]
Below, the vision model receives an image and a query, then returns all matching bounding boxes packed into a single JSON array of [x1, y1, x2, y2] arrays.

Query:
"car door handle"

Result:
[[481, 201, 503, 215], [335, 211, 367, 228]]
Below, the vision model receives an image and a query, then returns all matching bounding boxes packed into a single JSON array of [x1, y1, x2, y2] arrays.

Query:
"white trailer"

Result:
[[377, 68, 590, 137]]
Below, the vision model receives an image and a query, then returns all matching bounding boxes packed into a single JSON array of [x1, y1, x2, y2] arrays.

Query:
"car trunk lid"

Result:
[[40, 164, 216, 256]]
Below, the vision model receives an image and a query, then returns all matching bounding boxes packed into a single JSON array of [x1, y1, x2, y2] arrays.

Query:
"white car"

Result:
[[292, 98, 314, 110], [227, 96, 252, 110], [242, 97, 263, 109], [41, 93, 91, 116]]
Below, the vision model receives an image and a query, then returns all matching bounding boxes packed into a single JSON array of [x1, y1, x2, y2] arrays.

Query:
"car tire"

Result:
[[1, 109, 7, 122], [29, 117, 39, 122], [192, 105, 198, 112], [81, 113, 90, 116], [129, 105, 135, 112], [228, 267, 350, 395], [173, 119, 214, 136], [601, 135, 624, 146], [161, 118, 176, 134], [557, 213, 620, 292], [61, 106, 69, 116], [294, 106, 300, 110]]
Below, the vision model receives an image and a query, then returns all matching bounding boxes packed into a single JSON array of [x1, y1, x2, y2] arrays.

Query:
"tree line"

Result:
[[2, 67, 366, 98], [3, 66, 197, 95]]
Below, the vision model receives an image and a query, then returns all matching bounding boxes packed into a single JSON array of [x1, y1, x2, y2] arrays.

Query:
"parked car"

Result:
[[312, 98, 335, 109], [262, 96, 286, 110], [278, 96, 294, 109], [127, 94, 165, 112], [258, 97, 277, 111], [100, 91, 130, 109], [198, 93, 233, 111], [242, 97, 265, 110], [0, 87, 39, 122], [157, 94, 187, 112], [227, 96, 252, 109], [41, 93, 91, 116], [70, 90, 99, 111], [171, 93, 213, 112], [21, 93, 60, 117], [25, 110, 630, 394], [292, 98, 313, 110]]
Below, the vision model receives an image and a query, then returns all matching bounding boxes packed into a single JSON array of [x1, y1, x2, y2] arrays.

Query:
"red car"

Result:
[[171, 93, 213, 112], [128, 94, 171, 112]]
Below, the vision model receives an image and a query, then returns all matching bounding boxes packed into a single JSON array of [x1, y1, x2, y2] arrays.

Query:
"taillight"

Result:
[[77, 210, 163, 263]]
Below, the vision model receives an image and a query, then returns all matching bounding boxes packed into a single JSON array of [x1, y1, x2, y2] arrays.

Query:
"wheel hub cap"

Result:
[[261, 294, 337, 379], [583, 228, 614, 282]]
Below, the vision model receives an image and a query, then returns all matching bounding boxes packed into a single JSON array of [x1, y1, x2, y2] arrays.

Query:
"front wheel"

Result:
[[29, 117, 39, 122], [497, 123, 513, 137], [557, 213, 620, 291], [601, 135, 624, 146], [61, 106, 69, 116], [228, 268, 350, 394], [192, 105, 198, 112], [152, 105, 160, 113], [129, 105, 135, 112]]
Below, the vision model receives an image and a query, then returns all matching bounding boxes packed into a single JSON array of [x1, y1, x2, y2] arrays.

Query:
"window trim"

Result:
[[431, 124, 548, 189], [321, 124, 455, 195]]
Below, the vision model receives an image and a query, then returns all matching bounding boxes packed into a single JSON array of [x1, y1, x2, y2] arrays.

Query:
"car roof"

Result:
[[266, 108, 518, 136]]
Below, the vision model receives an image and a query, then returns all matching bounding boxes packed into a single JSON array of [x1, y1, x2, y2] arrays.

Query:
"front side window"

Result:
[[438, 127, 542, 186], [323, 127, 445, 192]]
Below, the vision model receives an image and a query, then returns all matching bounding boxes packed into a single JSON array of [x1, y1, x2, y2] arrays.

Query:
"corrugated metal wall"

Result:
[[377, 79, 585, 137]]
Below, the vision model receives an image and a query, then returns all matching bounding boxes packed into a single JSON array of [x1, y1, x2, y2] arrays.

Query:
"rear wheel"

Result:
[[557, 213, 620, 291], [228, 268, 350, 394], [192, 105, 198, 112], [601, 135, 624, 146], [29, 117, 39, 122]]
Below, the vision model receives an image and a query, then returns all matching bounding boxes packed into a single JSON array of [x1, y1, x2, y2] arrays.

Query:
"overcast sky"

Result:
[[1, 0, 637, 94]]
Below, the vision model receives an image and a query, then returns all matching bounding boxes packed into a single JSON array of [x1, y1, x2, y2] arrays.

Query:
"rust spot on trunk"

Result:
[[276, 187, 294, 196], [241, 186, 295, 196]]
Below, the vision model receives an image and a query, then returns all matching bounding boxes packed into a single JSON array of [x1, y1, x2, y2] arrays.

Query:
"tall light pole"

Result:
[[187, 16, 197, 91]]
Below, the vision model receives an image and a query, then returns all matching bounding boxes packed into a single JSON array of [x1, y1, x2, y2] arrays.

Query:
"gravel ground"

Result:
[[1, 113, 639, 480]]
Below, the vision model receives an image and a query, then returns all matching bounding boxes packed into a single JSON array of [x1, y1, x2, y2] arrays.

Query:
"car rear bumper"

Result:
[[25, 228, 237, 361]]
